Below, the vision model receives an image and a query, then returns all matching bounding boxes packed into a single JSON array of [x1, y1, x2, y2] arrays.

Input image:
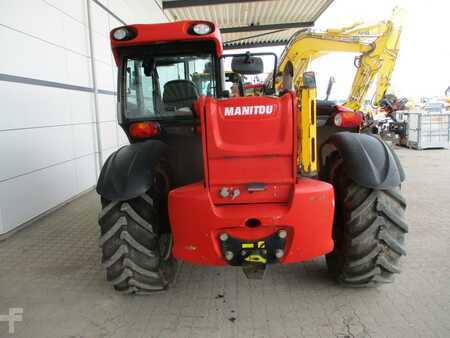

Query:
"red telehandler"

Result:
[[96, 21, 408, 294]]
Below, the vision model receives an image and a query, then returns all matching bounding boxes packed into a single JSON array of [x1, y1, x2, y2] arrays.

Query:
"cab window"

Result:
[[125, 54, 215, 119]]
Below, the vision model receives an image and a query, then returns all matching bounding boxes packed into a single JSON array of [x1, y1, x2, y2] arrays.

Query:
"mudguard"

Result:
[[96, 140, 167, 201], [323, 132, 405, 189]]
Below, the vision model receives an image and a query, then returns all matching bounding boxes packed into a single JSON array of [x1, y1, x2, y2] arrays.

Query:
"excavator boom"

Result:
[[278, 8, 404, 111], [276, 8, 404, 175]]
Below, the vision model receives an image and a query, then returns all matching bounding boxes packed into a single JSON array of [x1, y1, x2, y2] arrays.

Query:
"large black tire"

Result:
[[323, 152, 408, 287], [98, 166, 176, 294]]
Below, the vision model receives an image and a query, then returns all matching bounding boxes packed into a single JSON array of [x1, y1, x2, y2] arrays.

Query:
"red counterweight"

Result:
[[169, 92, 335, 265]]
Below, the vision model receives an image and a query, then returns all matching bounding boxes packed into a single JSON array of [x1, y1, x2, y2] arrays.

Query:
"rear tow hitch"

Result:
[[242, 262, 266, 279], [219, 230, 287, 279]]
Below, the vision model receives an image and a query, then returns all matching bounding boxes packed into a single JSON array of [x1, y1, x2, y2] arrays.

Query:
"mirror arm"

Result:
[[245, 51, 251, 62]]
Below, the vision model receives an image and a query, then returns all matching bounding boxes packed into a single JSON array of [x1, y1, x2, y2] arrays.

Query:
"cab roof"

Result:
[[110, 20, 223, 65]]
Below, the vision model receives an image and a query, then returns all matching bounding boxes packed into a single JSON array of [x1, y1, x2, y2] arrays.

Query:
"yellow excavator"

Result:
[[277, 7, 404, 111], [275, 8, 404, 174]]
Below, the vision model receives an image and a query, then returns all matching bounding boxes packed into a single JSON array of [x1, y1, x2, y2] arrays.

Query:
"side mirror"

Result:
[[231, 54, 264, 75]]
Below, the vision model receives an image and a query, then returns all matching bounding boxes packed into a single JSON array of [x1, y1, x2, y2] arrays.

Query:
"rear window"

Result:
[[125, 54, 215, 119]]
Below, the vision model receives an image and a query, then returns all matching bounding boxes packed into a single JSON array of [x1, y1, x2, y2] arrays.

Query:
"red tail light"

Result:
[[333, 106, 363, 128], [129, 122, 160, 138]]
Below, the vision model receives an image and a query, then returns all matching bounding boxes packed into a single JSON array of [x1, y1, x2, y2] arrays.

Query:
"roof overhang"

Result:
[[162, 0, 334, 49]]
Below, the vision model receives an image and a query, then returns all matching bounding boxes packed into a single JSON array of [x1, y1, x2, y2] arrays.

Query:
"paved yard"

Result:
[[0, 147, 449, 338]]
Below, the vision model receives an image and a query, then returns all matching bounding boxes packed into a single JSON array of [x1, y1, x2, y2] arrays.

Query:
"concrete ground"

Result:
[[0, 147, 449, 338]]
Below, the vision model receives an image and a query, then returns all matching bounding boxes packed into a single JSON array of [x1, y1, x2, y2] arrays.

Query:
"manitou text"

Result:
[[223, 105, 274, 117]]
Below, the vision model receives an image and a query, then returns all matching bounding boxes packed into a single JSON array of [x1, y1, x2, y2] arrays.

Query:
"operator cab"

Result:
[[120, 47, 276, 125], [121, 41, 218, 122], [112, 21, 277, 189]]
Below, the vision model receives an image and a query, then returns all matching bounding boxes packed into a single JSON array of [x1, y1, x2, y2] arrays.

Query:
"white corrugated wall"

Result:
[[0, 0, 168, 235]]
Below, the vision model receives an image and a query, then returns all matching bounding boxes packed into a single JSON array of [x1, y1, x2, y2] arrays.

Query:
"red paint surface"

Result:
[[335, 105, 364, 128], [110, 21, 223, 65], [169, 179, 334, 265], [202, 93, 297, 204], [169, 93, 334, 265], [244, 83, 264, 89]]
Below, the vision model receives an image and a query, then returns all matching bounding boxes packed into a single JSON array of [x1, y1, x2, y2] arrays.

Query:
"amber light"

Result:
[[129, 121, 160, 138]]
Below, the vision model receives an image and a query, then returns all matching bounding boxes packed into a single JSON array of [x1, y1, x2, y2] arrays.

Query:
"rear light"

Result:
[[129, 122, 160, 138], [333, 106, 363, 128], [191, 23, 213, 35], [112, 27, 136, 41]]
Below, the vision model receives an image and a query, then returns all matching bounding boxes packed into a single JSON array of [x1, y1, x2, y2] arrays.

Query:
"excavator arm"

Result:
[[278, 33, 371, 92], [345, 9, 403, 109], [278, 8, 404, 111], [276, 8, 403, 175]]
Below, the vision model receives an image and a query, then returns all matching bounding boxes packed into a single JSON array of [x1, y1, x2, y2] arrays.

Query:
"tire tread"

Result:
[[99, 192, 173, 294], [324, 152, 408, 287]]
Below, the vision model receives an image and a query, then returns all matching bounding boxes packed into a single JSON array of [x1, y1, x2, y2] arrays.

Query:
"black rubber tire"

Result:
[[323, 152, 408, 287], [98, 166, 176, 294]]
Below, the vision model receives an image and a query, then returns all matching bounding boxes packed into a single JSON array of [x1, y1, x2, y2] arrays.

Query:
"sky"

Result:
[[227, 0, 450, 101]]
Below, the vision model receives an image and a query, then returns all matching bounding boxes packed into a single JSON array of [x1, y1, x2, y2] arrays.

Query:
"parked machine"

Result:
[[96, 20, 408, 294], [276, 8, 405, 141], [277, 8, 404, 110]]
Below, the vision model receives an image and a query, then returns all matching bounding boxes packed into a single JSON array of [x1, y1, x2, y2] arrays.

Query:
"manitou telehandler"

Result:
[[96, 20, 408, 294]]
